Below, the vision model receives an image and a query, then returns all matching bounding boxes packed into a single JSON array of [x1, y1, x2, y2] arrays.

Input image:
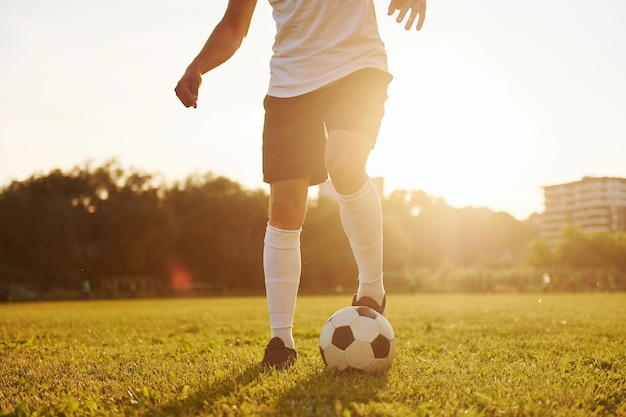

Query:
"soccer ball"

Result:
[[319, 306, 396, 373]]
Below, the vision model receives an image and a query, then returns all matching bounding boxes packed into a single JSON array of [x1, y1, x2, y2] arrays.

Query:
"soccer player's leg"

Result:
[[325, 132, 386, 314], [323, 68, 392, 315], [259, 92, 326, 369], [260, 178, 309, 370]]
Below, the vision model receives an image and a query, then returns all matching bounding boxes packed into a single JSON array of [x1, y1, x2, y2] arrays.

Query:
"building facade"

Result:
[[541, 177, 626, 243]]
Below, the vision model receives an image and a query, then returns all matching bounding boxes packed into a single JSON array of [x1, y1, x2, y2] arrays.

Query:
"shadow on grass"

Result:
[[274, 368, 390, 416], [150, 364, 263, 416], [149, 363, 389, 416]]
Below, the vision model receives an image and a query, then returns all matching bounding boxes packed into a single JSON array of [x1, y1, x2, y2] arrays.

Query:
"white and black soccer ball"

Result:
[[319, 306, 396, 373]]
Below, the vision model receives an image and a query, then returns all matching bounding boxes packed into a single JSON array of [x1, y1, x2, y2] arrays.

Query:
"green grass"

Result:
[[1, 293, 625, 416]]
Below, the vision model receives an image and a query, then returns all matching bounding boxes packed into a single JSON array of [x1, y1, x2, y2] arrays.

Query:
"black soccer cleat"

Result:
[[260, 337, 297, 370], [351, 294, 386, 315]]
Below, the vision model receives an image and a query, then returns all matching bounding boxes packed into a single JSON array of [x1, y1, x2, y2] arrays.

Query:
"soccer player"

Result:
[[175, 0, 426, 370]]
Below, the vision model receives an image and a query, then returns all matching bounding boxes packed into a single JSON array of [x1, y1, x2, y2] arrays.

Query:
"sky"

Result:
[[1, 0, 625, 220]]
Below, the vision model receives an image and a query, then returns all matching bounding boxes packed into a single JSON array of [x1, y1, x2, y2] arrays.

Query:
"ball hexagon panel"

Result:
[[344, 340, 375, 369], [330, 307, 359, 327], [366, 357, 393, 374], [350, 315, 382, 343], [375, 315, 395, 340], [319, 320, 335, 348], [321, 344, 349, 370]]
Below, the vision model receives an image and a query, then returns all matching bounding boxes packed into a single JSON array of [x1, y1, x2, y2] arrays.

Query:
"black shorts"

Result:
[[262, 68, 393, 185]]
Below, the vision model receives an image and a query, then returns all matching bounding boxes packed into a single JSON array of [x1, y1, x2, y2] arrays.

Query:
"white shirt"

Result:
[[267, 0, 389, 98]]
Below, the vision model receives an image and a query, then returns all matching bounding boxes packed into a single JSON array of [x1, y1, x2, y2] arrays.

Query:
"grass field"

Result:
[[1, 293, 625, 416]]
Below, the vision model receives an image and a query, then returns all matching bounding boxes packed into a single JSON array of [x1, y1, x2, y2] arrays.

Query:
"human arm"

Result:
[[387, 0, 427, 31], [175, 0, 257, 108]]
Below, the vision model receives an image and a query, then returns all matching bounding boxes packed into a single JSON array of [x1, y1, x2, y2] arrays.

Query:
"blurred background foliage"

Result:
[[1, 159, 624, 300]]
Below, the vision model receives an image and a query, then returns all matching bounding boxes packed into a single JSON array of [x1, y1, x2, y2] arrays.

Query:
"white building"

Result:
[[541, 177, 626, 243]]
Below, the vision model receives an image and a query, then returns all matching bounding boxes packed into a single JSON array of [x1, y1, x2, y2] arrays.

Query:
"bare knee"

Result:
[[326, 157, 366, 195], [268, 178, 310, 230], [325, 131, 372, 194], [269, 198, 307, 229]]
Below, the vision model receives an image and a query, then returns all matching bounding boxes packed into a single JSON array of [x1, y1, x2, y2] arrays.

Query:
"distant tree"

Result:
[[0, 169, 93, 291], [87, 164, 171, 283], [557, 226, 626, 271], [3, 159, 576, 296], [557, 225, 596, 270], [524, 238, 555, 268], [614, 231, 626, 271], [163, 174, 268, 293], [0, 159, 173, 293]]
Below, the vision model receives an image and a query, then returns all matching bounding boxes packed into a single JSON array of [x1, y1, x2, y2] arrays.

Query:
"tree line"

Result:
[[0, 160, 624, 300]]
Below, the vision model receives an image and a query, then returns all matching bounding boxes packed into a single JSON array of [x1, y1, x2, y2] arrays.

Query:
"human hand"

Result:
[[175, 68, 202, 108], [388, 0, 427, 31]]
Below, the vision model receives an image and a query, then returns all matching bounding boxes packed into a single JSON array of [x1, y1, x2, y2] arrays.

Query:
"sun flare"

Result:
[[369, 44, 534, 216]]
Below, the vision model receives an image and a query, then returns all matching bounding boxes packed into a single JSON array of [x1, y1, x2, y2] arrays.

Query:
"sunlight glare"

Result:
[[370, 44, 534, 215]]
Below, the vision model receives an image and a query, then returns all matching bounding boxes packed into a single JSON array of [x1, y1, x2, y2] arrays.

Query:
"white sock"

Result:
[[263, 224, 301, 349], [336, 178, 385, 304]]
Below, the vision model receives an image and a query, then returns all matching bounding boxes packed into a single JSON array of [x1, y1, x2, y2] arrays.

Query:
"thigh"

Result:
[[262, 94, 328, 186], [322, 68, 393, 146]]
